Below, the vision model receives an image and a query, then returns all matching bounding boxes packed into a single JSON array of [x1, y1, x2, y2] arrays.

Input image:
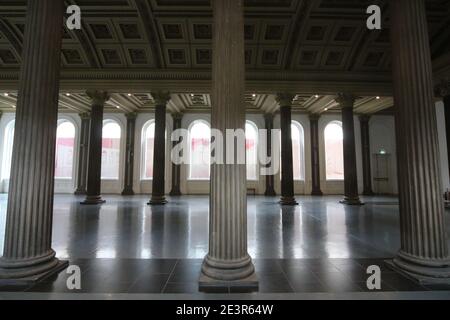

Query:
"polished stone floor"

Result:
[[1, 194, 450, 295], [0, 194, 424, 259]]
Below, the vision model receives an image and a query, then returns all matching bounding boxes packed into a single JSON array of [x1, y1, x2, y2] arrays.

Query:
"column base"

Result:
[[385, 251, 450, 285], [340, 196, 364, 206], [74, 189, 86, 195], [80, 195, 106, 205], [200, 254, 258, 293], [363, 190, 375, 196], [121, 189, 135, 196], [148, 195, 167, 205], [169, 190, 182, 196], [311, 189, 323, 196], [0, 250, 68, 282], [264, 189, 276, 196], [199, 272, 258, 293], [279, 196, 298, 205]]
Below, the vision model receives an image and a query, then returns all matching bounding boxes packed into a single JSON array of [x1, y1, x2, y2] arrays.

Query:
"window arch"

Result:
[[55, 120, 76, 179], [141, 120, 155, 179], [291, 121, 305, 181], [189, 120, 210, 180], [245, 121, 258, 181], [1, 120, 15, 180], [324, 121, 344, 180], [101, 120, 121, 179]]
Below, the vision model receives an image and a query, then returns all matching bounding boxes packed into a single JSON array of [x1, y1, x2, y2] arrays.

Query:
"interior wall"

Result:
[[369, 115, 398, 195], [436, 101, 450, 192], [3, 107, 449, 197]]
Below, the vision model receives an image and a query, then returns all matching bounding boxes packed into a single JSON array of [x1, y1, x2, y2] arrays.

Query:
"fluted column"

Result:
[[360, 115, 374, 196], [81, 90, 110, 205], [122, 112, 137, 195], [309, 114, 323, 196], [264, 113, 276, 196], [0, 0, 66, 280], [277, 93, 298, 205], [337, 93, 363, 205], [169, 113, 182, 196], [389, 0, 450, 282], [148, 91, 170, 205], [74, 113, 90, 195], [200, 0, 257, 290]]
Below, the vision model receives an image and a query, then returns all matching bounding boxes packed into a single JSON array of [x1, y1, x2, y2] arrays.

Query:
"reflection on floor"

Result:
[[2, 258, 450, 294], [1, 194, 450, 295]]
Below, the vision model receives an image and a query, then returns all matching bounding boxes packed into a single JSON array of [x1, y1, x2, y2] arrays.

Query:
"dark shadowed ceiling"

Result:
[[0, 0, 449, 114]]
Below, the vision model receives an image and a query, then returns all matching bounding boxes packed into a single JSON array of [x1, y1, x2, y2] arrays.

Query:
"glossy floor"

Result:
[[1, 194, 449, 260]]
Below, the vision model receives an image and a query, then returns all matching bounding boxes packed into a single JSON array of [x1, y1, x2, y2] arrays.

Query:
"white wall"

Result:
[[2, 106, 449, 197]]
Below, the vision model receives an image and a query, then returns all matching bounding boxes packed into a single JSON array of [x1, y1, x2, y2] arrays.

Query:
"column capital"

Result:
[[125, 112, 138, 120], [335, 93, 356, 107], [172, 112, 183, 121], [264, 112, 275, 121], [434, 79, 450, 98], [79, 112, 90, 120], [152, 91, 171, 106], [86, 90, 110, 106], [359, 114, 371, 122], [308, 113, 321, 121], [275, 93, 295, 107]]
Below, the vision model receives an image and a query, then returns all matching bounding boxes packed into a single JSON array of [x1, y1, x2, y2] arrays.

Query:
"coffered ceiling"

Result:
[[0, 0, 449, 115]]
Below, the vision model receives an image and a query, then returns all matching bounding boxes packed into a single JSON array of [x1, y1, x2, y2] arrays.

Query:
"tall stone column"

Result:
[[359, 115, 374, 196], [122, 112, 137, 195], [264, 113, 276, 196], [169, 113, 182, 196], [309, 114, 323, 196], [389, 0, 450, 283], [0, 0, 67, 280], [148, 91, 170, 205], [277, 93, 298, 205], [81, 90, 110, 205], [74, 113, 90, 195], [337, 93, 363, 205], [200, 0, 257, 291]]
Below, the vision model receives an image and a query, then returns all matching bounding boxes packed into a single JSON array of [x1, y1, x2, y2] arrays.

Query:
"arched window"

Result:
[[1, 120, 14, 180], [245, 121, 258, 181], [291, 121, 305, 181], [324, 121, 344, 180], [189, 121, 210, 180], [142, 120, 155, 179], [101, 120, 121, 179], [55, 121, 76, 179]]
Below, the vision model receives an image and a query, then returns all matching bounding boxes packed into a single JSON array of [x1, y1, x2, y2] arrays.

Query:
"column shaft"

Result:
[[148, 92, 170, 205], [264, 113, 276, 196], [170, 113, 182, 196], [360, 115, 374, 196], [200, 0, 257, 289], [122, 113, 137, 195], [337, 94, 363, 205], [309, 114, 323, 195], [277, 94, 298, 205], [0, 0, 66, 279], [81, 90, 109, 205], [390, 0, 450, 282], [74, 113, 90, 195]]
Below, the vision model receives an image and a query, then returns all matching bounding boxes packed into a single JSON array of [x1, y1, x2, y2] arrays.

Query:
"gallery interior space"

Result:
[[0, 0, 449, 298]]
